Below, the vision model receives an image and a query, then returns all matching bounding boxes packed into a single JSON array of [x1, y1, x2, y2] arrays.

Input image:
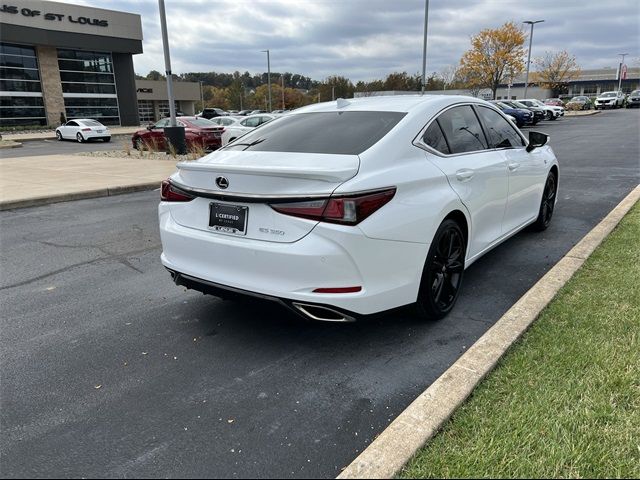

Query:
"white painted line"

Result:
[[338, 184, 640, 479]]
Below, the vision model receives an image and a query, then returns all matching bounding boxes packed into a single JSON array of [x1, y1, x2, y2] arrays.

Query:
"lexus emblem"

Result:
[[215, 176, 229, 189]]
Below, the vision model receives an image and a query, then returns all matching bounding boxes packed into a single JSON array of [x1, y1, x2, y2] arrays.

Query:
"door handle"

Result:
[[455, 169, 475, 182], [508, 162, 520, 172]]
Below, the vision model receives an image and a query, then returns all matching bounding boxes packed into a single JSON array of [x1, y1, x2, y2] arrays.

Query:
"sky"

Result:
[[59, 0, 639, 81]]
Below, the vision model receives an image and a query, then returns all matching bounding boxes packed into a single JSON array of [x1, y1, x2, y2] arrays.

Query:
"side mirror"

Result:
[[146, 124, 154, 131], [526, 131, 549, 152]]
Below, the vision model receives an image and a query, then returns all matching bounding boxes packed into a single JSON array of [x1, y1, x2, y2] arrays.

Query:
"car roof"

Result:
[[74, 119, 103, 123], [293, 94, 482, 115]]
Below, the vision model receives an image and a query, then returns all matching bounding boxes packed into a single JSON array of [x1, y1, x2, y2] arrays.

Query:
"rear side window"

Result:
[[436, 106, 488, 154], [241, 117, 261, 127], [423, 120, 450, 154], [224, 111, 407, 155], [475, 106, 525, 149]]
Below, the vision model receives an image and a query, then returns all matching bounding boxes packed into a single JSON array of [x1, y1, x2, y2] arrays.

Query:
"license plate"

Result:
[[96, 129, 103, 133], [209, 203, 248, 235]]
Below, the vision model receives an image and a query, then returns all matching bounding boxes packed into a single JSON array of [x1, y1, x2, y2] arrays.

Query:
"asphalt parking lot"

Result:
[[3, 136, 132, 158], [1, 109, 638, 478]]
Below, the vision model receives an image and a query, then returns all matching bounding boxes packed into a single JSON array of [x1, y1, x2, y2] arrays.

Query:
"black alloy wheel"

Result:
[[76, 132, 84, 143], [416, 219, 466, 320], [532, 172, 557, 231]]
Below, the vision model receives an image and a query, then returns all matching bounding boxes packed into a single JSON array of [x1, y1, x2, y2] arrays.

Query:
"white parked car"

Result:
[[55, 119, 111, 143], [220, 114, 277, 146], [208, 117, 240, 127], [159, 96, 559, 322], [520, 99, 564, 120], [594, 91, 625, 109]]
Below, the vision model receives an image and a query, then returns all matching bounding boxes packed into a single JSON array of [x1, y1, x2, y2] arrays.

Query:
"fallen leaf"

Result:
[[95, 385, 102, 389]]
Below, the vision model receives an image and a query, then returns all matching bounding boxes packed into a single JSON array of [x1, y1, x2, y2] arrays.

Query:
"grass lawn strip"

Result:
[[400, 203, 639, 479]]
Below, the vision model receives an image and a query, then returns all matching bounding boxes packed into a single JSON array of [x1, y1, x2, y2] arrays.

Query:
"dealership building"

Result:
[[0, 0, 200, 127]]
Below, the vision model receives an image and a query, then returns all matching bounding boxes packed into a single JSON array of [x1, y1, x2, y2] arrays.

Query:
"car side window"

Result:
[[422, 120, 450, 154], [241, 117, 260, 127], [436, 105, 488, 154], [155, 119, 170, 129], [475, 106, 525, 149], [67, 121, 78, 127]]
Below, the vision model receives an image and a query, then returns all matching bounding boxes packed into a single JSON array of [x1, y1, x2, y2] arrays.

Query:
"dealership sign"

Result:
[[0, 4, 109, 27]]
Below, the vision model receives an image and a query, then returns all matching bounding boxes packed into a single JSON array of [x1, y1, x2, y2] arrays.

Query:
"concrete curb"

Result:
[[564, 110, 601, 117], [0, 182, 160, 211], [337, 184, 640, 480]]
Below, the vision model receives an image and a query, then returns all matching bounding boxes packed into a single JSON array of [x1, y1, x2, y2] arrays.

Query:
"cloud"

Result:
[[57, 0, 640, 81]]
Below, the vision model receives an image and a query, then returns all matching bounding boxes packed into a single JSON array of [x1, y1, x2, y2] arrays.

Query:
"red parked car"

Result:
[[132, 117, 224, 151], [544, 98, 565, 107]]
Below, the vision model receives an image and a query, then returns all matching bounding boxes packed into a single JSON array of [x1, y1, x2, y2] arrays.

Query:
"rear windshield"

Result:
[[222, 111, 407, 155], [601, 92, 616, 97], [185, 118, 217, 128]]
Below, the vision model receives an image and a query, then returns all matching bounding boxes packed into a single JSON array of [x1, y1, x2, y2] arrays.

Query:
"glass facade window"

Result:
[[583, 84, 598, 95], [0, 54, 38, 69], [158, 101, 179, 118], [61, 83, 117, 94], [0, 67, 40, 81], [0, 42, 46, 126], [60, 71, 117, 84], [138, 100, 155, 123], [58, 58, 113, 73], [57, 48, 120, 125]]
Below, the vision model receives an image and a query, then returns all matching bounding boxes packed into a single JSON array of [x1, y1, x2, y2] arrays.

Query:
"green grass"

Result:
[[400, 203, 640, 479]]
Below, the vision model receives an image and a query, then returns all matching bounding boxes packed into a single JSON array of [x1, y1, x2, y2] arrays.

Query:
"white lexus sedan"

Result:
[[55, 119, 111, 143], [220, 114, 277, 146], [159, 96, 559, 322]]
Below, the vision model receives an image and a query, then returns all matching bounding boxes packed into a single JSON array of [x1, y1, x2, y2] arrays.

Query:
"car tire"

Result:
[[56, 131, 63, 141], [103, 137, 111, 143], [546, 111, 553, 120], [76, 132, 84, 143], [532, 171, 557, 231], [134, 138, 145, 150], [415, 219, 466, 320]]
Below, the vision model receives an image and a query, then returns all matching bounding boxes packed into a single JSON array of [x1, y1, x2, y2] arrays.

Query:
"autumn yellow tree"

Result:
[[532, 51, 581, 97], [458, 21, 526, 99]]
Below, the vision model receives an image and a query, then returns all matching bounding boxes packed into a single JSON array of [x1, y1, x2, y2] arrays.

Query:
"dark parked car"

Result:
[[132, 116, 224, 151], [489, 101, 534, 127], [626, 90, 640, 108], [198, 108, 228, 119], [502, 100, 544, 124]]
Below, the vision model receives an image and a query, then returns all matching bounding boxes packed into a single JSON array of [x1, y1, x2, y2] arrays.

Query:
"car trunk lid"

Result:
[[168, 150, 360, 243]]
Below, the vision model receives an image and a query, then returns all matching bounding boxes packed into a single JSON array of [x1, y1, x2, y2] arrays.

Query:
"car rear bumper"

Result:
[[159, 206, 428, 316]]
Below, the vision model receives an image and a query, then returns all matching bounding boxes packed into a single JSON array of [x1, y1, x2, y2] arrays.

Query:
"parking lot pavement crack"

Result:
[[0, 245, 159, 291]]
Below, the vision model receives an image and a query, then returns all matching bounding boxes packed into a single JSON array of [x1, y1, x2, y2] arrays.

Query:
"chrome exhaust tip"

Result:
[[292, 302, 356, 322]]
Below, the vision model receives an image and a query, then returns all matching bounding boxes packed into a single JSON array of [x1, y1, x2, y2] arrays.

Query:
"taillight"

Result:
[[82, 128, 91, 132], [270, 188, 396, 226], [161, 180, 195, 202]]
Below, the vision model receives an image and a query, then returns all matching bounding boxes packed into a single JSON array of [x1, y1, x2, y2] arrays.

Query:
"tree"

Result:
[[439, 65, 458, 91], [532, 51, 581, 97], [318, 76, 354, 101], [146, 70, 165, 81], [458, 21, 526, 99]]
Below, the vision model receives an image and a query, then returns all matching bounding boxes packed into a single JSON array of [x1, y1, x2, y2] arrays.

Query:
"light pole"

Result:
[[261, 49, 272, 112], [523, 20, 544, 99], [332, 85, 335, 101], [199, 80, 203, 113], [158, 0, 185, 153], [421, 0, 430, 94], [617, 53, 629, 92]]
